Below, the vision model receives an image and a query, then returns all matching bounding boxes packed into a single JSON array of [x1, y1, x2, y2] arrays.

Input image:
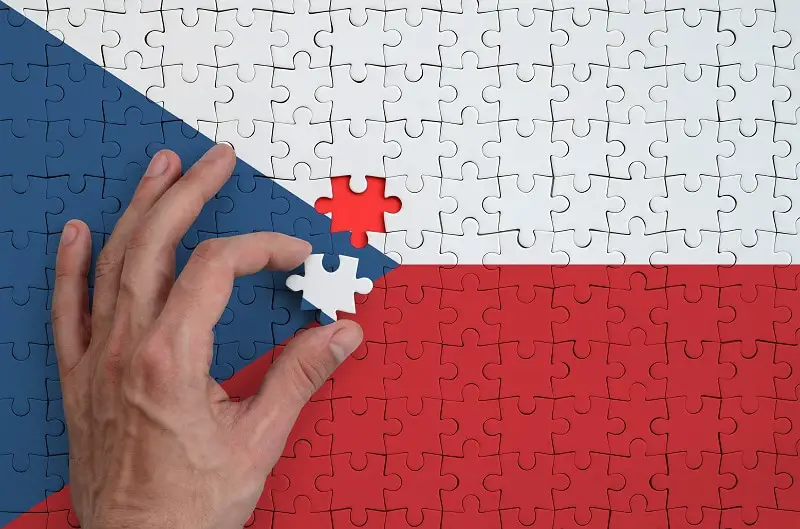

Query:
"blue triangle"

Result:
[[0, 1, 397, 513]]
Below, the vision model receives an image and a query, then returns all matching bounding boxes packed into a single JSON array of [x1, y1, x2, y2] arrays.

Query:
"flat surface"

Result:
[[1, 1, 799, 527]]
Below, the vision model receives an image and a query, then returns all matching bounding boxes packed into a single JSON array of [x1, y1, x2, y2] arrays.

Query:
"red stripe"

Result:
[[11, 264, 800, 529]]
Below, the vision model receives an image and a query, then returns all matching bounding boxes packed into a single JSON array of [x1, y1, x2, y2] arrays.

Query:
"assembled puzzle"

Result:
[[1, 0, 799, 527]]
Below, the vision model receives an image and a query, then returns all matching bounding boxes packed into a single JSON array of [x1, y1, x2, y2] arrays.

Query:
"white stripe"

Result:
[[9, 1, 800, 264]]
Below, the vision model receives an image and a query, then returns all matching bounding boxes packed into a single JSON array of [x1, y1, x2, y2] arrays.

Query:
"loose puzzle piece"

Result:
[[286, 254, 373, 321]]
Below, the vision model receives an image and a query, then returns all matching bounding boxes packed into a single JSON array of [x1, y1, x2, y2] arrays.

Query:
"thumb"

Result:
[[245, 320, 362, 439]]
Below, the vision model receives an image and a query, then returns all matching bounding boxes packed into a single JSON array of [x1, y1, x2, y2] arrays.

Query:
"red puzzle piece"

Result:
[[316, 454, 400, 524], [651, 285, 734, 356], [484, 284, 567, 344], [651, 452, 735, 521], [484, 397, 568, 457], [315, 398, 400, 468], [553, 397, 625, 468], [440, 384, 500, 456], [441, 440, 500, 512], [650, 342, 734, 412], [718, 341, 791, 411], [385, 284, 457, 358], [484, 453, 567, 521], [553, 453, 624, 520], [553, 285, 624, 350], [608, 383, 667, 456], [280, 399, 332, 458], [552, 341, 624, 412], [608, 270, 667, 344], [607, 328, 667, 400], [385, 453, 456, 523], [385, 341, 457, 411], [651, 396, 735, 465], [439, 273, 500, 345], [385, 397, 458, 468], [719, 284, 790, 356], [348, 285, 400, 344], [720, 452, 792, 524], [609, 439, 667, 512], [440, 328, 500, 400], [720, 397, 791, 466], [483, 341, 568, 406], [271, 440, 332, 513], [330, 341, 400, 408]]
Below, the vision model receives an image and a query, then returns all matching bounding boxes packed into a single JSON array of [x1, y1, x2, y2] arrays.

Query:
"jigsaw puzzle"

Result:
[[1, 0, 800, 527]]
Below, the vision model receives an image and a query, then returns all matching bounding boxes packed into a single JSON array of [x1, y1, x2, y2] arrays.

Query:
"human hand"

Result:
[[51, 144, 364, 529]]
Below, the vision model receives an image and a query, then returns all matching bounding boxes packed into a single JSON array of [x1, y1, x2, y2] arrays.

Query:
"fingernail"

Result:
[[147, 151, 169, 177], [60, 222, 78, 246], [207, 143, 233, 161], [329, 325, 363, 363]]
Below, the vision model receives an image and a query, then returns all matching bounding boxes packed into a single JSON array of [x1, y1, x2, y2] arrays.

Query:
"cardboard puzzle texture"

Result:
[[1, 0, 800, 527]]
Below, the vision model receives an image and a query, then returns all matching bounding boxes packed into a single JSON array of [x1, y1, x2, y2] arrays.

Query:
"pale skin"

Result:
[[51, 144, 363, 529]]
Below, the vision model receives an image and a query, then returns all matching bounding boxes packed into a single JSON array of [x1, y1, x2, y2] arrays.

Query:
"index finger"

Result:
[[157, 232, 311, 338]]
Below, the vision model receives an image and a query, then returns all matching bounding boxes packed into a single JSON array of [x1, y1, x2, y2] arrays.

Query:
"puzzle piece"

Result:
[[286, 254, 373, 321]]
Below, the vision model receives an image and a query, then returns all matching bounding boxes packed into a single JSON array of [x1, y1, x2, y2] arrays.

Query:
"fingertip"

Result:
[[60, 220, 89, 248], [161, 149, 182, 173], [269, 233, 313, 270], [290, 237, 313, 261], [328, 320, 363, 363], [209, 142, 236, 163], [60, 222, 78, 247]]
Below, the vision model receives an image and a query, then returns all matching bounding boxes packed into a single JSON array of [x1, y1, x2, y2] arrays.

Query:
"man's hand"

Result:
[[51, 144, 363, 529]]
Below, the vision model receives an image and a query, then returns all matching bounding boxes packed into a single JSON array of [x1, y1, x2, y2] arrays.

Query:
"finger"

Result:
[[91, 150, 182, 337], [115, 144, 235, 328], [157, 232, 311, 342], [52, 221, 92, 376], [244, 321, 363, 441]]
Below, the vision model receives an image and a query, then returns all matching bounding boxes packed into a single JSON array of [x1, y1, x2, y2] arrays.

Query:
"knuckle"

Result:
[[117, 269, 138, 299], [94, 248, 120, 280], [54, 266, 76, 281], [50, 305, 68, 327], [125, 225, 152, 253], [192, 239, 224, 262], [170, 181, 210, 220], [185, 191, 210, 218], [130, 335, 177, 388]]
